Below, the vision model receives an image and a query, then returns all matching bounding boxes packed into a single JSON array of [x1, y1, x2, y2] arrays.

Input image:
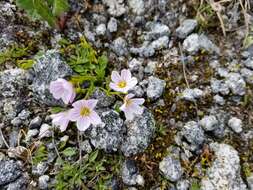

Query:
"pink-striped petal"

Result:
[[132, 98, 145, 105], [111, 71, 121, 83], [121, 69, 131, 81], [86, 99, 98, 109], [128, 77, 138, 89], [76, 117, 90, 131], [89, 111, 102, 125], [68, 108, 81, 121]]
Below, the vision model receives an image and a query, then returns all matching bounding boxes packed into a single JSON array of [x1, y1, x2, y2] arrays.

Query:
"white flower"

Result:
[[109, 69, 137, 93], [120, 94, 145, 120], [51, 111, 70, 132]]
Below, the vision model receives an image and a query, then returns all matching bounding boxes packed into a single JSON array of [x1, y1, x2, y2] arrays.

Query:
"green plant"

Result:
[[16, 0, 69, 28], [60, 37, 108, 97], [32, 144, 48, 165], [54, 150, 122, 190]]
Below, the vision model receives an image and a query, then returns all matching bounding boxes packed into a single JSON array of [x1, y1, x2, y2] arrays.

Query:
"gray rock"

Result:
[[176, 179, 190, 190], [241, 68, 253, 84], [159, 155, 183, 182], [3, 100, 24, 120], [11, 117, 22, 127], [38, 175, 49, 190], [244, 57, 253, 69], [225, 73, 246, 96], [90, 88, 115, 108], [181, 88, 204, 102], [129, 85, 145, 97], [107, 17, 118, 33], [111, 37, 128, 56], [102, 0, 126, 17], [144, 61, 157, 75], [29, 116, 42, 129], [182, 121, 205, 150], [25, 129, 39, 142], [213, 94, 225, 105], [128, 0, 145, 15], [211, 78, 230, 95], [145, 22, 170, 41], [149, 36, 169, 50], [199, 115, 218, 131], [121, 109, 155, 157], [201, 143, 247, 190], [31, 50, 73, 106], [130, 43, 155, 58], [176, 19, 198, 39], [0, 160, 22, 186], [217, 68, 229, 78], [96, 24, 107, 36], [32, 162, 48, 176], [39, 124, 52, 139], [128, 58, 142, 72], [6, 174, 28, 190], [183, 33, 220, 54], [228, 117, 243, 133], [146, 76, 166, 100], [80, 140, 92, 153], [121, 160, 144, 186], [247, 175, 253, 190], [89, 110, 124, 152]]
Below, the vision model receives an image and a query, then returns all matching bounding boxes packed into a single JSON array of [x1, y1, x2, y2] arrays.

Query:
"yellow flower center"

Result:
[[80, 107, 91, 116], [117, 81, 127, 88]]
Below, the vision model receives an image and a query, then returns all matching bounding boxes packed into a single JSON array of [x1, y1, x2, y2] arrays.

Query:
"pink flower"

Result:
[[120, 94, 145, 120], [49, 78, 76, 104], [51, 111, 70, 132], [109, 69, 137, 93], [68, 99, 102, 131]]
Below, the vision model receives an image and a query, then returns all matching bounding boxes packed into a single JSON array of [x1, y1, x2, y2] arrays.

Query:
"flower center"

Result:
[[80, 107, 91, 116], [117, 81, 127, 88]]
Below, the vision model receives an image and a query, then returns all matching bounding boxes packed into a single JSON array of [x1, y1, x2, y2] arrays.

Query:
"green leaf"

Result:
[[62, 147, 77, 157], [190, 182, 200, 190], [52, 0, 69, 16], [33, 0, 56, 27], [89, 149, 98, 162], [17, 59, 34, 69], [50, 106, 66, 113]]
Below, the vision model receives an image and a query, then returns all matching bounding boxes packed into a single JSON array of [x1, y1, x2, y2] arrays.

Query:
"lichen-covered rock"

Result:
[[181, 88, 203, 102], [201, 143, 247, 190], [90, 88, 115, 108], [121, 109, 155, 157], [111, 37, 128, 56], [225, 73, 246, 96], [199, 115, 218, 131], [121, 160, 144, 186], [176, 19, 198, 39], [0, 160, 22, 186], [31, 50, 73, 106], [102, 0, 126, 17], [228, 117, 243, 133], [5, 174, 28, 190], [182, 121, 205, 150], [88, 110, 125, 152], [241, 68, 253, 85], [128, 0, 145, 15], [159, 155, 183, 182], [146, 76, 166, 100]]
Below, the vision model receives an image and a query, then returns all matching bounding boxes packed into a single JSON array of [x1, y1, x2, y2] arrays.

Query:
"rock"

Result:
[[90, 88, 115, 108], [199, 115, 218, 131], [181, 88, 204, 102], [107, 17, 118, 33], [129, 85, 145, 97], [121, 109, 155, 156], [144, 61, 157, 75], [217, 68, 229, 78], [31, 50, 73, 106], [145, 22, 170, 41], [96, 24, 107, 36], [182, 121, 205, 150], [32, 162, 48, 176], [228, 117, 243, 133], [128, 0, 145, 15], [29, 116, 42, 129], [225, 73, 246, 96], [159, 155, 183, 182], [128, 58, 143, 72], [3, 100, 24, 120], [25, 129, 39, 142], [213, 94, 225, 105], [244, 57, 253, 69], [146, 76, 166, 100], [149, 36, 169, 50], [80, 140, 92, 153], [121, 160, 144, 186], [38, 175, 49, 190], [102, 0, 126, 17], [211, 78, 230, 95], [111, 37, 128, 56], [176, 180, 190, 190], [247, 175, 253, 190], [183, 33, 220, 54], [88, 110, 124, 152], [201, 143, 247, 190], [39, 124, 52, 139], [0, 160, 22, 186], [241, 68, 253, 84], [176, 19, 198, 39], [6, 174, 28, 190]]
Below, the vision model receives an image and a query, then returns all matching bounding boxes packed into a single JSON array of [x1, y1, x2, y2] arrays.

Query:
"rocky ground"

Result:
[[0, 0, 253, 189]]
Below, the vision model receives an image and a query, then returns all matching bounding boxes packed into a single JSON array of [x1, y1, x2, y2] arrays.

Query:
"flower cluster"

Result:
[[49, 69, 144, 132]]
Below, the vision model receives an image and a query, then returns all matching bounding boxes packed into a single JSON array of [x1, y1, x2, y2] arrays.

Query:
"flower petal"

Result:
[[111, 71, 121, 83], [123, 108, 135, 121], [128, 77, 138, 89], [72, 100, 85, 109], [68, 108, 81, 121], [121, 69, 131, 81], [76, 117, 90, 131], [132, 98, 145, 105], [89, 111, 102, 125], [125, 93, 135, 100], [131, 103, 144, 115], [86, 99, 98, 109]]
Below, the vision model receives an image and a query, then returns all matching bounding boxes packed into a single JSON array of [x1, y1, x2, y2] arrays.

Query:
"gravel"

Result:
[[228, 117, 243, 133], [181, 88, 204, 102], [225, 73, 246, 96], [96, 24, 107, 36], [107, 17, 118, 32], [38, 175, 49, 190], [29, 116, 42, 129], [102, 0, 126, 17], [128, 0, 145, 15], [199, 115, 219, 131], [176, 19, 198, 39], [111, 37, 128, 56], [146, 76, 166, 100], [0, 160, 22, 186]]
